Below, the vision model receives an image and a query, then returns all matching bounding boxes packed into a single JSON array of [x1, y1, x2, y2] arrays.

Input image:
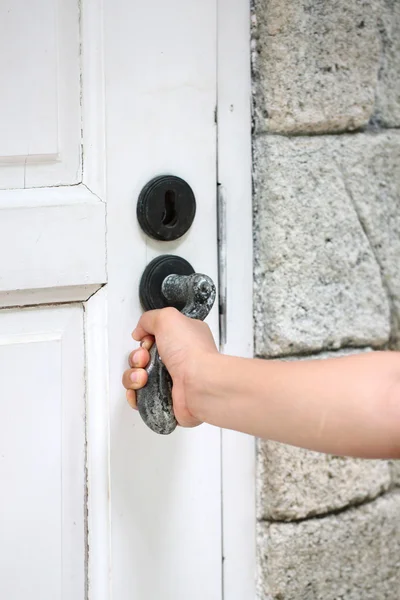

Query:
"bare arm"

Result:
[[122, 308, 400, 459], [191, 351, 400, 458]]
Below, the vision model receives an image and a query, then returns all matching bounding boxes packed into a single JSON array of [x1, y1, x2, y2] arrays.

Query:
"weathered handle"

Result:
[[136, 273, 216, 434]]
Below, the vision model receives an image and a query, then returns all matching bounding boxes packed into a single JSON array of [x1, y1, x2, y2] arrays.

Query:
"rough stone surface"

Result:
[[258, 440, 391, 521], [257, 348, 392, 521], [390, 461, 400, 486], [338, 131, 400, 345], [252, 2, 400, 597], [374, 0, 400, 127], [253, 132, 395, 357], [252, 0, 381, 133], [257, 491, 400, 600]]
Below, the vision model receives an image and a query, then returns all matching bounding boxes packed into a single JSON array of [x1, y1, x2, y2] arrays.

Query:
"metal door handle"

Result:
[[137, 258, 216, 435]]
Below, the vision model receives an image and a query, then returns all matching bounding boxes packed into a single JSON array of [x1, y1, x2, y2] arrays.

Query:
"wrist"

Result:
[[186, 353, 271, 433], [185, 351, 225, 423]]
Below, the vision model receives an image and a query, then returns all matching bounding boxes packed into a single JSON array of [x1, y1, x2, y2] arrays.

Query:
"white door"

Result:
[[0, 1, 254, 599]]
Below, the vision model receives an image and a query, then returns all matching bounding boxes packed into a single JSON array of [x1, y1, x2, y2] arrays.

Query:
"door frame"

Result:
[[84, 0, 255, 597], [218, 0, 255, 598]]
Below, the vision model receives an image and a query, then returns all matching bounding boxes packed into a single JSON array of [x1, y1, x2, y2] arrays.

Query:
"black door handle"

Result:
[[137, 256, 216, 434]]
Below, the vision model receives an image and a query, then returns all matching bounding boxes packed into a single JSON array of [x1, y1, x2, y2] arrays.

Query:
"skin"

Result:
[[122, 307, 400, 459]]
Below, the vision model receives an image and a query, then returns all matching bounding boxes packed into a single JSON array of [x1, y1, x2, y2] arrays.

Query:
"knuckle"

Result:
[[154, 306, 176, 329]]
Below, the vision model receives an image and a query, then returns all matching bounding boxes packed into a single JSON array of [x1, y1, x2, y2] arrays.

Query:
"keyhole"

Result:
[[162, 190, 178, 227]]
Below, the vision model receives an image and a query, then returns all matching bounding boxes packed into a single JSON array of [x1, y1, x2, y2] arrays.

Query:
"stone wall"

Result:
[[252, 1, 400, 597]]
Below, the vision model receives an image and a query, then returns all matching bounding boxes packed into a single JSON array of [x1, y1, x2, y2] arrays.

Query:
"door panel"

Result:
[[0, 0, 81, 188], [0, 0, 104, 307], [0, 306, 85, 599], [0, 186, 106, 307], [0, 0, 103, 596], [103, 0, 221, 597]]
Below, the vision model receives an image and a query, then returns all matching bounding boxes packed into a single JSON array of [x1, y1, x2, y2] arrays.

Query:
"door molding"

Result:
[[218, 0, 256, 598], [81, 0, 107, 201], [0, 185, 106, 308], [81, 0, 110, 597], [85, 287, 111, 600]]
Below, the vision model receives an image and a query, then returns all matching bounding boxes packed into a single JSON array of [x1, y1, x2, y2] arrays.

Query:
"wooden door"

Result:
[[0, 0, 227, 599]]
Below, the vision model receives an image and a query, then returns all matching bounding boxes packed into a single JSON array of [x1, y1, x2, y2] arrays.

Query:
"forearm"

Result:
[[193, 351, 400, 458]]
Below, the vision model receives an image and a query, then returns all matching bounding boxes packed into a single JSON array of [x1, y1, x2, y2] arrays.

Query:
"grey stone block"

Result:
[[257, 349, 392, 521], [252, 0, 381, 133], [390, 460, 400, 486], [374, 0, 400, 127], [258, 439, 391, 521], [339, 131, 400, 345], [257, 490, 400, 600], [253, 133, 393, 357]]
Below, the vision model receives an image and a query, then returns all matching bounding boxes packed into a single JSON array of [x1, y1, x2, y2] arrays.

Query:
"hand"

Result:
[[122, 307, 218, 427]]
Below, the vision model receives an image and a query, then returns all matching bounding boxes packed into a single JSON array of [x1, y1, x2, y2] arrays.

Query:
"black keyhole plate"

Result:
[[137, 175, 196, 241], [139, 255, 195, 311]]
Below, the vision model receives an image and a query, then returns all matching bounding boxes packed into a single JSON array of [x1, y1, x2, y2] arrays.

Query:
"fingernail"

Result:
[[141, 338, 153, 350], [131, 351, 140, 367], [130, 371, 140, 383]]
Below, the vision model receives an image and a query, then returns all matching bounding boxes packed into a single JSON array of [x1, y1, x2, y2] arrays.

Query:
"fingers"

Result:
[[124, 349, 149, 413], [132, 310, 161, 341], [127, 307, 181, 415], [122, 367, 148, 391], [126, 389, 137, 409], [124, 333, 154, 413], [128, 345, 151, 369], [140, 335, 154, 351], [132, 307, 180, 341]]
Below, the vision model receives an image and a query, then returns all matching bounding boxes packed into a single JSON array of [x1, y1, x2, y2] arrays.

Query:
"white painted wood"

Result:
[[0, 284, 102, 309], [81, 0, 107, 200], [102, 0, 221, 598], [85, 287, 112, 600], [0, 0, 57, 158], [0, 305, 85, 599], [0, 0, 108, 597], [0, 1, 255, 599], [0, 0, 106, 595], [0, 0, 81, 188], [0, 185, 106, 307], [217, 0, 256, 597]]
